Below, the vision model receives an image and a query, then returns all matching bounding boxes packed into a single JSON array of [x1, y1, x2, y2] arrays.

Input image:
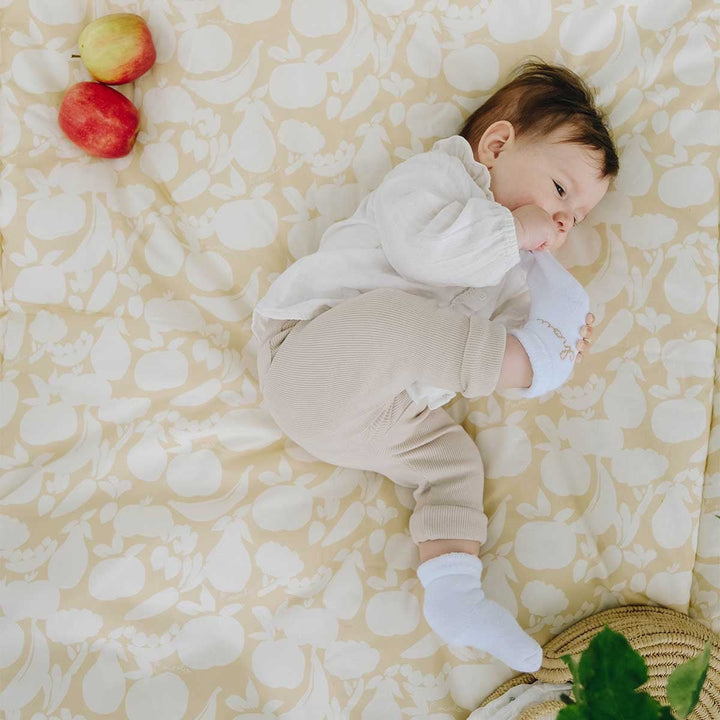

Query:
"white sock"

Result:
[[417, 553, 542, 672], [509, 250, 590, 398]]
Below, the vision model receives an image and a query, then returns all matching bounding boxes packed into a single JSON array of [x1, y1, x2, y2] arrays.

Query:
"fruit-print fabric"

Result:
[[0, 0, 718, 717]]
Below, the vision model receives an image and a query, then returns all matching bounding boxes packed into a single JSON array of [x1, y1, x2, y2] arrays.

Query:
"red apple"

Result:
[[78, 13, 156, 85], [59, 82, 140, 158]]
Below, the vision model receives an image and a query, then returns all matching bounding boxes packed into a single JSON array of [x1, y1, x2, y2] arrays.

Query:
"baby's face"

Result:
[[480, 124, 610, 253]]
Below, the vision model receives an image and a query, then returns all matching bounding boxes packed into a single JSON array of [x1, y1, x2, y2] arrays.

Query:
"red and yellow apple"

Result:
[[59, 82, 140, 158], [78, 13, 156, 85]]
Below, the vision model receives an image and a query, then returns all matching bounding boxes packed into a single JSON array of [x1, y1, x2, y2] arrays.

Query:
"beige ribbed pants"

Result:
[[257, 288, 507, 544]]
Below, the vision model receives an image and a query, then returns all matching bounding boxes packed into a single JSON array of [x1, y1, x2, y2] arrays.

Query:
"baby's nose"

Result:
[[553, 210, 572, 234]]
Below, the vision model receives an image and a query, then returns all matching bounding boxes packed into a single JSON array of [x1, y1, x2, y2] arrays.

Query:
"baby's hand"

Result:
[[512, 205, 556, 252]]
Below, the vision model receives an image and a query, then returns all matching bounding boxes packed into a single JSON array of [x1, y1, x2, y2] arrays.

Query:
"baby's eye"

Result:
[[553, 180, 565, 197]]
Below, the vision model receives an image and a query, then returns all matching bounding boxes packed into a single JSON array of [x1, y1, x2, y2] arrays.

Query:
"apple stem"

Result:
[[71, 54, 81, 58]]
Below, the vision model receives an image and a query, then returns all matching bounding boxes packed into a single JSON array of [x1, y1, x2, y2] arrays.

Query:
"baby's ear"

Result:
[[476, 120, 515, 167]]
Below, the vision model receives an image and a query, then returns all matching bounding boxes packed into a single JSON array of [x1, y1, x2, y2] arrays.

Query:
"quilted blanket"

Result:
[[0, 0, 718, 717]]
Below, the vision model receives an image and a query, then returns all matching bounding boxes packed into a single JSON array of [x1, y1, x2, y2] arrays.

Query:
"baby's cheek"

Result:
[[504, 185, 543, 213], [500, 192, 531, 213], [489, 170, 521, 209], [491, 162, 542, 211]]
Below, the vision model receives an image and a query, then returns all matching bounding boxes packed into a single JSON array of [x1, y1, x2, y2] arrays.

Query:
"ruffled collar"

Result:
[[431, 135, 493, 192]]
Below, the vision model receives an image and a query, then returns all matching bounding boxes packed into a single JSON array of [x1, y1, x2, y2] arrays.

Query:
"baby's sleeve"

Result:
[[370, 151, 520, 288]]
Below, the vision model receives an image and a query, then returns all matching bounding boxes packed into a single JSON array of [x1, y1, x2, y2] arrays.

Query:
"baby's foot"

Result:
[[510, 250, 590, 397], [418, 552, 542, 672]]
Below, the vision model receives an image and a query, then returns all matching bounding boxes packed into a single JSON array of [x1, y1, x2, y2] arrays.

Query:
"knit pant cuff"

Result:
[[462, 318, 507, 398], [410, 504, 488, 544]]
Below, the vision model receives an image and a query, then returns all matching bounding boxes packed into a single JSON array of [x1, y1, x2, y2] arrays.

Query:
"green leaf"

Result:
[[666, 642, 711, 718], [658, 707, 676, 720], [557, 704, 588, 720], [614, 692, 665, 720], [579, 627, 648, 698], [563, 653, 581, 684], [562, 654, 584, 704], [573, 627, 661, 720]]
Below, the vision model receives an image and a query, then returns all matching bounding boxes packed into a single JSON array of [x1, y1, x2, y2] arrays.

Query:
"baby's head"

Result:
[[461, 59, 619, 251]]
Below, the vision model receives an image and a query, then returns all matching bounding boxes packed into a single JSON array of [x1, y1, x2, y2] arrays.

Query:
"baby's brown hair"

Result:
[[460, 59, 619, 178]]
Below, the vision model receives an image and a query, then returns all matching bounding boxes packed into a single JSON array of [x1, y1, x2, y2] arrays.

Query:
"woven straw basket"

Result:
[[478, 605, 720, 720]]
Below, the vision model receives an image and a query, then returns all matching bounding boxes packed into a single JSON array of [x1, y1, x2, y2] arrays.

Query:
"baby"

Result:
[[252, 60, 619, 672]]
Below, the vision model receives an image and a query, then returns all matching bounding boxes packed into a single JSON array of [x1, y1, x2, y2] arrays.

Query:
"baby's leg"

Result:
[[260, 287, 508, 439], [259, 288, 502, 536], [259, 289, 540, 670], [377, 398, 541, 673]]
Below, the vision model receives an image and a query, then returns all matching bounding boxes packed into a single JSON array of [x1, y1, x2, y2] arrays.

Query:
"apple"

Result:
[[78, 13, 156, 85], [59, 82, 140, 158]]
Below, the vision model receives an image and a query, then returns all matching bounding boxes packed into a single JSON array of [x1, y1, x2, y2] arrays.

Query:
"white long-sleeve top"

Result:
[[252, 135, 531, 409]]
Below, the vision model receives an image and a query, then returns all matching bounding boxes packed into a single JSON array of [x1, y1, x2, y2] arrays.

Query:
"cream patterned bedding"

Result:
[[1, 0, 719, 717]]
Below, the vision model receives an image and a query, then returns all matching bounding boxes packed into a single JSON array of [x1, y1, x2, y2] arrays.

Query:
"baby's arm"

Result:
[[371, 151, 520, 288]]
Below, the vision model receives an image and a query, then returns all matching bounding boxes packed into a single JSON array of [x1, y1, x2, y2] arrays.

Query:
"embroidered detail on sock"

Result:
[[535, 319, 574, 360]]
